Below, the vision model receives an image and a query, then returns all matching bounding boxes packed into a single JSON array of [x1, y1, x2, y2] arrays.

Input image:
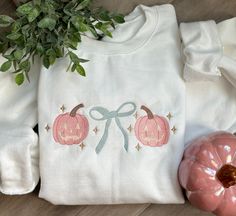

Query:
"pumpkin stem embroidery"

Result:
[[53, 103, 89, 145], [70, 103, 84, 117], [141, 105, 154, 119], [134, 105, 170, 147]]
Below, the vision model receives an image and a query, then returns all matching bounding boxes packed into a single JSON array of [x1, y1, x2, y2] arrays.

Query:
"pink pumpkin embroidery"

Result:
[[134, 105, 170, 147], [53, 103, 89, 145]]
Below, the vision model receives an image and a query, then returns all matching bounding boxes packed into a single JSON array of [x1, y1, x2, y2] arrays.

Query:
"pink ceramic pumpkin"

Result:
[[134, 105, 170, 147], [53, 103, 89, 145], [179, 132, 236, 216]]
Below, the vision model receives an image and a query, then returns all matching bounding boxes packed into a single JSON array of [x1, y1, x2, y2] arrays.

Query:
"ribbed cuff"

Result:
[[0, 126, 39, 195]]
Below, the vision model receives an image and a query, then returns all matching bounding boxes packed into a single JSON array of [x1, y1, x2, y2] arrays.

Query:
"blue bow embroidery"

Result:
[[89, 102, 137, 154]]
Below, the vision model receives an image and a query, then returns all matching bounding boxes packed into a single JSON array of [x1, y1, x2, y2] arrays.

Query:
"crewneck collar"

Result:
[[79, 5, 159, 55]]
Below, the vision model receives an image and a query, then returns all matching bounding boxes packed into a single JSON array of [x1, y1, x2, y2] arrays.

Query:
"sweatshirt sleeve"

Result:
[[0, 56, 40, 195], [180, 19, 236, 144], [180, 19, 236, 88]]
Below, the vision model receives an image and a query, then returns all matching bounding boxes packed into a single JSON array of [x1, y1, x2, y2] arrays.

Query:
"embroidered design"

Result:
[[79, 142, 86, 150], [135, 143, 141, 151], [127, 124, 133, 133], [166, 112, 173, 120], [134, 111, 139, 119], [45, 124, 50, 132], [93, 126, 99, 134], [60, 105, 66, 113], [53, 103, 89, 145], [89, 102, 137, 154], [134, 105, 170, 147], [171, 126, 177, 134]]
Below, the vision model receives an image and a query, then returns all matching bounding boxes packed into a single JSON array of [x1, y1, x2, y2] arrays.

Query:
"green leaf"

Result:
[[88, 26, 98, 38], [19, 60, 30, 72], [76, 64, 86, 76], [15, 73, 25, 85], [99, 11, 111, 21], [46, 48, 57, 65], [12, 21, 21, 33], [36, 43, 44, 55], [79, 58, 89, 63], [49, 55, 56, 65], [6, 32, 21, 40], [55, 47, 64, 58], [46, 48, 56, 57], [13, 49, 24, 61], [3, 54, 14, 61], [64, 1, 76, 15], [71, 63, 76, 72], [68, 51, 79, 64], [113, 14, 125, 24], [95, 23, 112, 38], [0, 41, 8, 53], [0, 61, 12, 72], [12, 69, 22, 74], [28, 7, 40, 22], [71, 16, 88, 32], [66, 34, 80, 49], [79, 23, 88, 32], [33, 0, 41, 5], [13, 60, 17, 70], [17, 2, 34, 15], [76, 0, 91, 10], [43, 56, 50, 69], [38, 17, 57, 31], [0, 15, 14, 27], [41, 0, 58, 14]]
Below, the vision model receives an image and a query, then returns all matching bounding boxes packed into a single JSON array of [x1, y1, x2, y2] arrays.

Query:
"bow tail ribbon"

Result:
[[115, 117, 129, 152], [95, 119, 112, 154]]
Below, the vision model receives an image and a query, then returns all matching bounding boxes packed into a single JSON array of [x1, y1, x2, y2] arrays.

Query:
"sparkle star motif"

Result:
[[45, 124, 50, 132], [166, 112, 173, 120], [171, 126, 177, 134], [93, 126, 99, 134], [135, 143, 141, 151], [134, 111, 138, 119], [79, 143, 85, 150], [60, 105, 66, 113], [127, 124, 133, 133]]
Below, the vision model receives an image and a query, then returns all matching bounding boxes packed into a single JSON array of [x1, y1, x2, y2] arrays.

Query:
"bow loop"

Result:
[[117, 102, 137, 117], [89, 107, 110, 121]]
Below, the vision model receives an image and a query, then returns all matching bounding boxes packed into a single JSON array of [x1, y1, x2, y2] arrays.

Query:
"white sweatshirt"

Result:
[[0, 4, 236, 205], [38, 4, 185, 204]]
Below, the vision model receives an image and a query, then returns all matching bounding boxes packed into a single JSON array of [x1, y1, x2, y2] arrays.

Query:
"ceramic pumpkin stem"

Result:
[[141, 105, 154, 119], [70, 104, 84, 117], [216, 164, 236, 188]]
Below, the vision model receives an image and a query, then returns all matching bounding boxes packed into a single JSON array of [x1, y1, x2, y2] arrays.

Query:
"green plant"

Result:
[[0, 0, 125, 85]]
